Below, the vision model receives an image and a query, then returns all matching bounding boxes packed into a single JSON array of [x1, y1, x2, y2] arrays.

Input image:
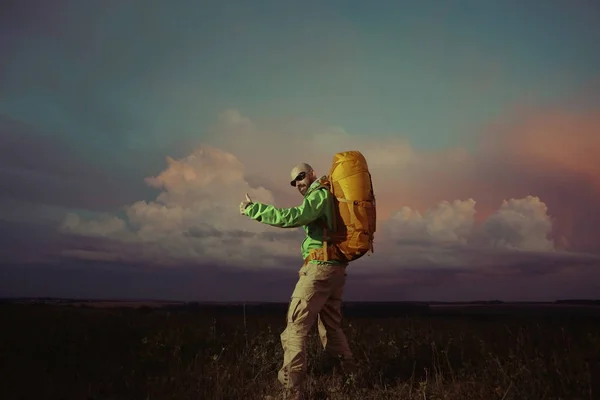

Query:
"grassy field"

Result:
[[0, 301, 598, 400]]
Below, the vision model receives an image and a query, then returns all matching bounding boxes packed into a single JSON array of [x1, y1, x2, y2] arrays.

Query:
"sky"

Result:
[[1, 0, 600, 302]]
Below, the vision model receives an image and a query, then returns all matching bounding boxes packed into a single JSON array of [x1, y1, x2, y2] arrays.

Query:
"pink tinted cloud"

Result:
[[202, 107, 600, 255], [473, 108, 600, 253], [481, 108, 600, 184], [55, 104, 600, 279]]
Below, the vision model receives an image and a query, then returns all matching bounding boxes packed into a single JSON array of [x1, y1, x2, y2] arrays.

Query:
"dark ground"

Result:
[[1, 300, 598, 400]]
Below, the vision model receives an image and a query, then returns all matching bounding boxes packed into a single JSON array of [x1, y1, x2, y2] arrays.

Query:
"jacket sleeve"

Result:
[[244, 188, 328, 228]]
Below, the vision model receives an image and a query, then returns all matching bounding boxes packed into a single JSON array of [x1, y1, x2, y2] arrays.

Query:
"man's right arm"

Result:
[[244, 189, 329, 228]]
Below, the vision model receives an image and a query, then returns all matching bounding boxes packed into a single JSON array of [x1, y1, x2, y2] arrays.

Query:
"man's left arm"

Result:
[[243, 189, 328, 228]]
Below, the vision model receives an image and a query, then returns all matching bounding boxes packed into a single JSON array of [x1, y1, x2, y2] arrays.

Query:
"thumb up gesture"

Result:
[[240, 193, 253, 215]]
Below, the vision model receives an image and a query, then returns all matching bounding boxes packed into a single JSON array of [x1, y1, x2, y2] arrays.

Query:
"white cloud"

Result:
[[482, 195, 554, 251], [381, 195, 555, 252], [58, 110, 560, 270], [60, 145, 302, 268], [62, 213, 128, 238], [385, 199, 477, 244]]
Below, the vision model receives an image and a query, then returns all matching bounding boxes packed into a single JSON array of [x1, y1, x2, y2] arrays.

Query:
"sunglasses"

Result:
[[290, 171, 307, 187]]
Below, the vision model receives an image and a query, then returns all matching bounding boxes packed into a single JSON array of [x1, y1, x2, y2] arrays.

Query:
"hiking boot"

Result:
[[340, 357, 358, 377], [284, 389, 304, 400], [263, 388, 304, 400]]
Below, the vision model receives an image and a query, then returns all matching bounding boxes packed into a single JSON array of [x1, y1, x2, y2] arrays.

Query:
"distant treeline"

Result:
[[555, 299, 600, 305], [162, 301, 431, 318], [2, 298, 599, 308]]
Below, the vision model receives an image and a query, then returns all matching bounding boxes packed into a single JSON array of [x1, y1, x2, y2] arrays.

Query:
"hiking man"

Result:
[[240, 162, 357, 399]]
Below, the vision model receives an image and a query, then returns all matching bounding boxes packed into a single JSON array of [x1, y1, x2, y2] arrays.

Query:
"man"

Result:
[[240, 162, 356, 400]]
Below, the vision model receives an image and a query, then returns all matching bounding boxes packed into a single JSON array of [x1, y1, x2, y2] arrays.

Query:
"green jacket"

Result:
[[244, 179, 341, 265]]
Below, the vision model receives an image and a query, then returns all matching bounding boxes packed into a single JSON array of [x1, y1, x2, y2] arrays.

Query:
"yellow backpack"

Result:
[[304, 151, 377, 264]]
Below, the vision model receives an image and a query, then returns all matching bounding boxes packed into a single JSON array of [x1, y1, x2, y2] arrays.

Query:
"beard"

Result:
[[297, 178, 311, 196]]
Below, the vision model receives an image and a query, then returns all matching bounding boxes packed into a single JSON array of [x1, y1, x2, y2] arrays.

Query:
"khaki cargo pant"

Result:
[[277, 261, 356, 394]]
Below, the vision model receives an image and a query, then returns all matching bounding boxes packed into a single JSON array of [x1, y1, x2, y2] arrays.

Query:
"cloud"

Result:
[[206, 106, 599, 254], [60, 145, 303, 268], [481, 196, 554, 252], [0, 106, 583, 302], [1, 105, 598, 301], [207, 108, 472, 216], [56, 110, 575, 274], [62, 213, 128, 238], [385, 199, 477, 244], [481, 108, 600, 185], [472, 107, 600, 254]]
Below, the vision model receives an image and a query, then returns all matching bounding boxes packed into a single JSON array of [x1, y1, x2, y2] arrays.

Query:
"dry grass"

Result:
[[0, 302, 598, 400]]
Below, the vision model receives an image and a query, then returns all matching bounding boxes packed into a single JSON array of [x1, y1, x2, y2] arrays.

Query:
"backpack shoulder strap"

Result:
[[306, 176, 336, 262], [304, 176, 331, 197]]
